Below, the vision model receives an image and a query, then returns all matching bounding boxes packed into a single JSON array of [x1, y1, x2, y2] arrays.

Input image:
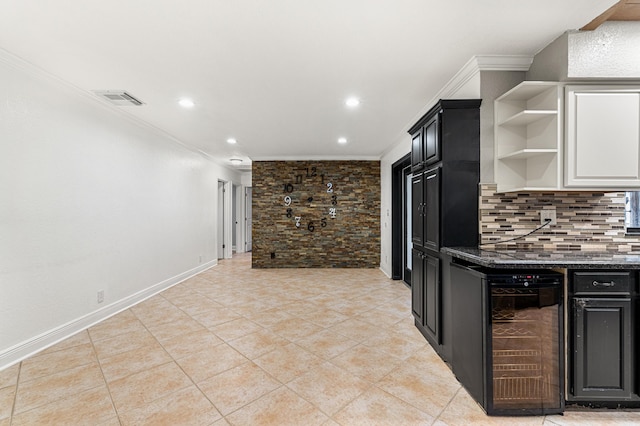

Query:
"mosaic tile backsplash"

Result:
[[479, 184, 640, 252]]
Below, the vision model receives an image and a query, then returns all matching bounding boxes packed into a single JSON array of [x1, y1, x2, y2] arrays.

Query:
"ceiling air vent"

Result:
[[93, 90, 145, 106]]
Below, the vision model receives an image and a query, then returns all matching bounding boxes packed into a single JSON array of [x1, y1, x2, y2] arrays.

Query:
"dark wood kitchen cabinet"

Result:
[[569, 271, 639, 404], [411, 112, 440, 172], [409, 99, 481, 360], [411, 166, 440, 251]]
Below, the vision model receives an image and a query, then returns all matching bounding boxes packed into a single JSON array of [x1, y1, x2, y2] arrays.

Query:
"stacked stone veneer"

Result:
[[480, 183, 640, 252], [252, 161, 380, 268]]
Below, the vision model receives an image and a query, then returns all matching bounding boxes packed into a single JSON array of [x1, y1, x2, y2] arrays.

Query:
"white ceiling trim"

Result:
[[381, 54, 535, 159]]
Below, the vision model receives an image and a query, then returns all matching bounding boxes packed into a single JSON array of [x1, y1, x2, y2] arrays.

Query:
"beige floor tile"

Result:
[[0, 364, 19, 389], [117, 385, 221, 426], [280, 301, 324, 318], [434, 388, 543, 426], [361, 328, 428, 360], [227, 329, 290, 359], [145, 314, 207, 343], [286, 362, 370, 416], [268, 317, 324, 341], [0, 418, 9, 426], [159, 328, 224, 360], [329, 344, 403, 383], [176, 343, 247, 383], [108, 361, 192, 413], [91, 328, 158, 359], [19, 342, 97, 383], [132, 298, 193, 328], [211, 317, 263, 341], [99, 341, 172, 383], [244, 307, 295, 327], [88, 309, 143, 342], [14, 362, 104, 414], [253, 343, 324, 384], [225, 387, 328, 426], [333, 386, 434, 425], [295, 329, 358, 360], [191, 306, 243, 328], [11, 384, 117, 426], [303, 308, 350, 328], [354, 307, 407, 329], [326, 318, 382, 343], [198, 362, 281, 415], [38, 330, 92, 356], [0, 386, 15, 421], [377, 363, 461, 418]]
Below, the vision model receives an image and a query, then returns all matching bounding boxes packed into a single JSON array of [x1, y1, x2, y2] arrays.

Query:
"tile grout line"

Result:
[[8, 361, 22, 426], [87, 329, 123, 426]]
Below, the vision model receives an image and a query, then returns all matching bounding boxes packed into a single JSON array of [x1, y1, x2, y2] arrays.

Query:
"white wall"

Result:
[[0, 51, 242, 369]]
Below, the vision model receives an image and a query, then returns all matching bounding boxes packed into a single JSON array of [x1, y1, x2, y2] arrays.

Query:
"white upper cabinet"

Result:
[[494, 82, 563, 192], [565, 85, 640, 189]]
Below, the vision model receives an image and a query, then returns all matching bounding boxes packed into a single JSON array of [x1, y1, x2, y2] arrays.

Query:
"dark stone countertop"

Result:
[[441, 247, 640, 269]]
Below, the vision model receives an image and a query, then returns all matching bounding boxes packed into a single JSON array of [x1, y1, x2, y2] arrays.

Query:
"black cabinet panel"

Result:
[[424, 167, 440, 251], [425, 254, 440, 342], [411, 249, 424, 323], [411, 173, 424, 246], [572, 297, 633, 400], [411, 132, 422, 172], [423, 113, 440, 166]]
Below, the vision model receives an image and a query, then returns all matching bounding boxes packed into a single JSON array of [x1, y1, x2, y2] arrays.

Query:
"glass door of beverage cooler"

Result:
[[487, 278, 563, 415]]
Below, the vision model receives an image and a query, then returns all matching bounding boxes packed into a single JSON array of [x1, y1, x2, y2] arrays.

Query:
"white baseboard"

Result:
[[0, 259, 218, 371]]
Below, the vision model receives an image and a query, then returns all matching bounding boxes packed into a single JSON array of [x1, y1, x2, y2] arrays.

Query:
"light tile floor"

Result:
[[1, 253, 639, 425]]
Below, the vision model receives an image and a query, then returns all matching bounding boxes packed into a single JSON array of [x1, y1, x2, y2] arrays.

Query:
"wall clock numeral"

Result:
[[326, 182, 333, 193], [295, 216, 301, 227], [331, 195, 338, 205], [283, 183, 294, 193], [307, 221, 315, 232], [329, 208, 337, 218], [286, 208, 292, 218], [295, 174, 302, 184], [284, 195, 292, 206], [321, 217, 327, 227], [306, 167, 317, 178]]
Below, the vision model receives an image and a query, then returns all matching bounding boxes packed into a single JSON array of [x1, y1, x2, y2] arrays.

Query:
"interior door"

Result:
[[404, 166, 413, 285]]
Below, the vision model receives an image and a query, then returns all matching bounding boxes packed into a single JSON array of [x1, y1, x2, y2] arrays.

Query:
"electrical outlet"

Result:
[[540, 209, 557, 226], [97, 290, 104, 304]]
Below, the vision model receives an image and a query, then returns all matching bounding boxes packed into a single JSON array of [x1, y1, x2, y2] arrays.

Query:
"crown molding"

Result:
[[382, 54, 535, 159]]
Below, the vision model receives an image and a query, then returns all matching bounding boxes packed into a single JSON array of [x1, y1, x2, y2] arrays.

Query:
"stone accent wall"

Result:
[[480, 183, 640, 252], [252, 161, 380, 268]]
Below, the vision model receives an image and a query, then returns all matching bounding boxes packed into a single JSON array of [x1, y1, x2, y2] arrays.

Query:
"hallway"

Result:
[[1, 254, 637, 425]]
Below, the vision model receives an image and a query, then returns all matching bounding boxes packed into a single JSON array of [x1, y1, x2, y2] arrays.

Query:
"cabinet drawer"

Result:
[[572, 271, 632, 295]]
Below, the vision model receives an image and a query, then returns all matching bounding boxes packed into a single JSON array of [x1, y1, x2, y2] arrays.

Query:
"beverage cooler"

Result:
[[451, 264, 564, 416]]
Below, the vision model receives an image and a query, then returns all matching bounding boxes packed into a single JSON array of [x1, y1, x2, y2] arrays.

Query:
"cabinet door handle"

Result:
[[592, 280, 615, 288], [574, 298, 587, 310]]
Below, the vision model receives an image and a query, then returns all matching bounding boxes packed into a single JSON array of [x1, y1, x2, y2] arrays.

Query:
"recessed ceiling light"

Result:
[[230, 158, 243, 165], [345, 97, 360, 108], [227, 138, 237, 144], [338, 137, 348, 144], [178, 98, 195, 108]]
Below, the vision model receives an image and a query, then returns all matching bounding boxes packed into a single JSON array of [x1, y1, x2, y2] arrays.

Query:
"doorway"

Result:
[[218, 180, 225, 260], [245, 186, 252, 252], [391, 153, 412, 285]]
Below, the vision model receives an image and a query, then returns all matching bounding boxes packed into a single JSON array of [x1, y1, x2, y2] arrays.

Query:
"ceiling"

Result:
[[0, 1, 620, 171]]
